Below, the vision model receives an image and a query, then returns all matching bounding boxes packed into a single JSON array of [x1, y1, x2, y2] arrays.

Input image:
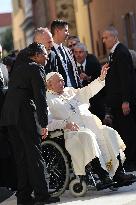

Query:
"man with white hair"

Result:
[[14, 27, 58, 75], [103, 26, 136, 171], [46, 68, 136, 188], [74, 43, 101, 86]]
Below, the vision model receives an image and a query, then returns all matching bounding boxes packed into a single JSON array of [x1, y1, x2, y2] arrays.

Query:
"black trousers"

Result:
[[7, 106, 49, 199], [0, 126, 17, 189], [111, 106, 136, 166]]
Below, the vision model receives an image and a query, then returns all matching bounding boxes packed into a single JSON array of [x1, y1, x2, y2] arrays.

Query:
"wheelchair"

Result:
[[42, 130, 119, 198]]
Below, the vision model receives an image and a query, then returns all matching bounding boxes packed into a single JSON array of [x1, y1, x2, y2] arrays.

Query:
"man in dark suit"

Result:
[[103, 26, 136, 171], [0, 43, 59, 205], [51, 19, 81, 88], [74, 42, 105, 120]]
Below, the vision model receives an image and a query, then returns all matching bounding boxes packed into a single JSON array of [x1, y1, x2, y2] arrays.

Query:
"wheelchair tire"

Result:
[[69, 179, 87, 197], [42, 140, 70, 197]]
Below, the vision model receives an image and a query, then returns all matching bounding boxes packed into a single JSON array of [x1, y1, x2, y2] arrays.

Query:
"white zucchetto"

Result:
[[46, 72, 63, 82]]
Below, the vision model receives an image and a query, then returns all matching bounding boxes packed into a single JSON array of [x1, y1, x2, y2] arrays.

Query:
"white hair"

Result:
[[46, 72, 63, 82], [33, 27, 52, 41], [104, 26, 118, 37], [74, 42, 87, 51]]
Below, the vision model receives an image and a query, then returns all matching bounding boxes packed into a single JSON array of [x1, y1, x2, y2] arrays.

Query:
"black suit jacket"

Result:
[[79, 54, 101, 86], [105, 43, 136, 108], [52, 46, 80, 88], [1, 60, 48, 127], [77, 54, 105, 119], [44, 50, 58, 74]]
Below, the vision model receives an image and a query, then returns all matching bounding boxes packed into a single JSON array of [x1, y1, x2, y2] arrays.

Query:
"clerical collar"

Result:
[[110, 41, 120, 53]]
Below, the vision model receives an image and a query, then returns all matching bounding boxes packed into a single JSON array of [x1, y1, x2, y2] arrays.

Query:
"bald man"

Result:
[[14, 27, 58, 74]]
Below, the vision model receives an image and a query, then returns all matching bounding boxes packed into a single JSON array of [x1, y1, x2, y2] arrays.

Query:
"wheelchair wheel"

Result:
[[42, 140, 70, 197], [69, 179, 87, 197]]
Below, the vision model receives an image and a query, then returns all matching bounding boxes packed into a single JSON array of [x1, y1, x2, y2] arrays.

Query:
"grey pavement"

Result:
[[1, 172, 136, 205]]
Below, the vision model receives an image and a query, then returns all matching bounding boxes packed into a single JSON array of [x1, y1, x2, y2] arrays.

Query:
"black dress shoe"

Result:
[[113, 172, 136, 187], [124, 164, 136, 172], [17, 195, 35, 205], [96, 177, 116, 190], [34, 196, 60, 205]]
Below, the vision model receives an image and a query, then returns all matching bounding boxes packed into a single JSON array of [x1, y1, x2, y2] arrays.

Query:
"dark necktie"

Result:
[[58, 46, 66, 64], [78, 64, 84, 74], [58, 46, 77, 88], [80, 65, 84, 72]]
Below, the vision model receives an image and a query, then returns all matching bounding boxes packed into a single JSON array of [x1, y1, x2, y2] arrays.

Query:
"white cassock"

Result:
[[47, 78, 126, 176]]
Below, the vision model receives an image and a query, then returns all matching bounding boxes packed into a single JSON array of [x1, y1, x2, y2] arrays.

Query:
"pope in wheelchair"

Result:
[[43, 65, 136, 197]]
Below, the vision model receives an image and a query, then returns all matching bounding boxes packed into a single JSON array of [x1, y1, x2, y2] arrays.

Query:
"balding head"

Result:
[[34, 27, 53, 53], [74, 43, 88, 64]]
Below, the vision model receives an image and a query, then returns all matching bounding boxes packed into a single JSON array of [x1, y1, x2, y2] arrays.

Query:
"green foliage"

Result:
[[1, 28, 14, 53]]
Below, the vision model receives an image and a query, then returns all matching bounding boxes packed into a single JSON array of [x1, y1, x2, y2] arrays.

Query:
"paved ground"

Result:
[[1, 179, 136, 205]]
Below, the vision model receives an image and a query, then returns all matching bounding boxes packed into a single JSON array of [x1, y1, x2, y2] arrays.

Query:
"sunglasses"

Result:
[[68, 43, 77, 48]]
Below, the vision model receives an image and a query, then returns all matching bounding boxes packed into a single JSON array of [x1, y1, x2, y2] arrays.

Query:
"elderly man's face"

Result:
[[35, 32, 53, 54], [102, 31, 117, 50], [48, 74, 65, 94], [74, 47, 87, 64]]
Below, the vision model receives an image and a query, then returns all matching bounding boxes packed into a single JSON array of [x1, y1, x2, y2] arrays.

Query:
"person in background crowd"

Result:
[[67, 35, 80, 54], [103, 26, 136, 172], [0, 43, 60, 205], [74, 42, 105, 120], [0, 44, 8, 90], [51, 19, 81, 88], [2, 51, 17, 77], [0, 45, 8, 90]]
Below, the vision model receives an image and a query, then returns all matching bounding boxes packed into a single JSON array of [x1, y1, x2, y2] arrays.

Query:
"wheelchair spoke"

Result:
[[42, 141, 70, 196]]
